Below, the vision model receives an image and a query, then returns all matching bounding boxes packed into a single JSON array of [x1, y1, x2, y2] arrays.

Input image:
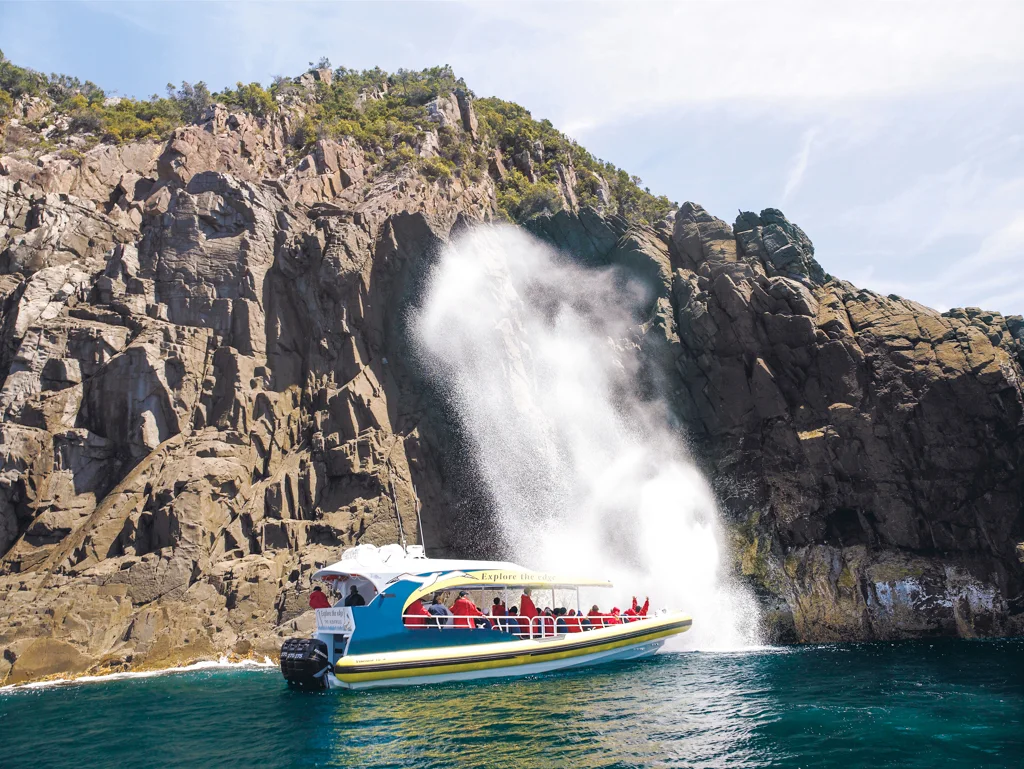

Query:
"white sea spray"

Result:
[[414, 224, 761, 649]]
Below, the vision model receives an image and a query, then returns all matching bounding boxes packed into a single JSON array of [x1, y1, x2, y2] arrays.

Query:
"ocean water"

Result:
[[2, 640, 1021, 768]]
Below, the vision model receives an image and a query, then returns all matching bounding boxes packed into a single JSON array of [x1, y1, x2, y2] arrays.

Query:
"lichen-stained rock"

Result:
[[426, 94, 464, 133], [735, 208, 825, 284], [0, 140, 160, 205], [280, 138, 366, 206], [454, 89, 479, 140], [158, 106, 288, 186], [672, 202, 738, 269], [0, 178, 138, 275], [660, 204, 1024, 643]]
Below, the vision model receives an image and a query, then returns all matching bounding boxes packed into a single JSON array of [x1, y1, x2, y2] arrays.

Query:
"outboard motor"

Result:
[[280, 637, 331, 690]]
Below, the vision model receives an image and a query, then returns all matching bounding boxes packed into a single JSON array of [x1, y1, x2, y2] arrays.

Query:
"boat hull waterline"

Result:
[[329, 615, 692, 690]]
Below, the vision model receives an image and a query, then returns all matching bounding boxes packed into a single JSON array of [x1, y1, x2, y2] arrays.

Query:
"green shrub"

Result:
[[294, 114, 320, 151], [167, 81, 212, 124], [63, 95, 180, 144], [496, 169, 563, 221], [475, 96, 674, 226], [99, 98, 179, 143], [381, 145, 416, 173], [0, 89, 13, 124], [218, 81, 275, 117], [419, 155, 454, 181], [47, 74, 104, 107], [0, 49, 47, 99]]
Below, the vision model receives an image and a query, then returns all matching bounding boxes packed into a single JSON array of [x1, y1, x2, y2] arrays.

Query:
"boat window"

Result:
[[323, 575, 378, 606]]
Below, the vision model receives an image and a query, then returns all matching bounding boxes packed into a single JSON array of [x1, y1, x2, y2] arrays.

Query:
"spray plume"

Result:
[[414, 225, 760, 649]]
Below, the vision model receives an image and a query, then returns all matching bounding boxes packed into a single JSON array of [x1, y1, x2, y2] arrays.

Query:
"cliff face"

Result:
[[1, 75, 1022, 684], [532, 206, 1024, 642]]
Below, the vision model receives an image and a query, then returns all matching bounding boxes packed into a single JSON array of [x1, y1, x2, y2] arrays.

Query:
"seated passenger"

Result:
[[490, 597, 507, 618], [566, 609, 582, 633], [404, 597, 430, 628], [452, 591, 485, 629], [554, 608, 570, 635], [308, 586, 331, 610], [587, 604, 605, 628], [507, 606, 522, 635], [426, 593, 454, 627], [344, 586, 366, 607], [537, 609, 555, 638], [608, 607, 623, 625]]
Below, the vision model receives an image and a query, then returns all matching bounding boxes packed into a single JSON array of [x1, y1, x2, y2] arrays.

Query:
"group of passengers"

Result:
[[308, 585, 366, 609], [403, 587, 650, 637]]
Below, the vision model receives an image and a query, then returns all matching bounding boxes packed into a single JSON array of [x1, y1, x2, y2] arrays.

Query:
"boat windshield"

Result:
[[319, 574, 379, 605]]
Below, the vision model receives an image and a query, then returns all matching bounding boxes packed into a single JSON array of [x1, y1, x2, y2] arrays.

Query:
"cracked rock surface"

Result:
[[1, 102, 1022, 684]]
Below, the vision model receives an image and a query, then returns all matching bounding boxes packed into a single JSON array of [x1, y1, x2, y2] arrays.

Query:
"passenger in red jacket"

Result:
[[565, 609, 582, 633], [608, 607, 623, 625], [308, 586, 331, 609], [490, 597, 507, 617], [537, 609, 555, 638], [587, 604, 606, 628], [520, 588, 538, 622], [452, 591, 484, 629], [624, 596, 649, 621], [404, 597, 430, 628]]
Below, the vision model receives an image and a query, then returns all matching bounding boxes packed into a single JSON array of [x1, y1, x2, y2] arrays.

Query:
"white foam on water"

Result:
[[414, 224, 762, 650], [0, 656, 276, 692]]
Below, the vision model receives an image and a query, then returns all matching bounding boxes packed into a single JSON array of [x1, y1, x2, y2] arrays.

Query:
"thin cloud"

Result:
[[783, 128, 819, 202], [2, 1, 1022, 314]]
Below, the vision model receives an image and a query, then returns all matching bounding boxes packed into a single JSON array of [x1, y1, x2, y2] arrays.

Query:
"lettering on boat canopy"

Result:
[[462, 571, 568, 584], [316, 607, 357, 634], [418, 570, 611, 588]]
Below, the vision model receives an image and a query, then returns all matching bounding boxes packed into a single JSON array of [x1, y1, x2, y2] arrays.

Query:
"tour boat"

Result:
[[279, 544, 692, 690]]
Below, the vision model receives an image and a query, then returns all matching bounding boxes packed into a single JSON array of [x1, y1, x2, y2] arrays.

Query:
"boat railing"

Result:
[[400, 615, 521, 632], [401, 611, 658, 638], [523, 612, 655, 639]]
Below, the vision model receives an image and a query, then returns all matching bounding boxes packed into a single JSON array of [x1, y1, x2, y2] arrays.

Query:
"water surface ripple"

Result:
[[2, 640, 1021, 768]]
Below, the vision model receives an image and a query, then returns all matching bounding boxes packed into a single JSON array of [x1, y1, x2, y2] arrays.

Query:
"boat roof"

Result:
[[313, 544, 613, 596]]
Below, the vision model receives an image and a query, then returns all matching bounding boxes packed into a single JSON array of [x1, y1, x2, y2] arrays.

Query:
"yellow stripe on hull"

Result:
[[333, 613, 691, 686]]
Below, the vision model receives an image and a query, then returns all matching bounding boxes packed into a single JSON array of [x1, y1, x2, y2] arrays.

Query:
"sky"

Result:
[[2, 1, 1023, 315]]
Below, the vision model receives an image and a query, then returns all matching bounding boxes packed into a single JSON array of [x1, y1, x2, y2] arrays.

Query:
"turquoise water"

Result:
[[2, 640, 1022, 768]]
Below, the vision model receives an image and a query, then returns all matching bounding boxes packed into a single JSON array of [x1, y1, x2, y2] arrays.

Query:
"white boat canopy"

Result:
[[312, 544, 613, 602]]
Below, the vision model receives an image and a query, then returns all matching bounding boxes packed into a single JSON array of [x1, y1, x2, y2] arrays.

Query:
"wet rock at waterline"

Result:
[[2, 85, 1023, 684]]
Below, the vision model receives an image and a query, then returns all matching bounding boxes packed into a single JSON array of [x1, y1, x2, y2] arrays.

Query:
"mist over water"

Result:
[[415, 225, 760, 648]]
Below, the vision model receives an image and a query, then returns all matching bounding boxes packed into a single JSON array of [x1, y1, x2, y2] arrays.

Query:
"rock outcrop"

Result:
[[532, 203, 1024, 642], [0, 101, 494, 684], [1, 84, 1021, 684]]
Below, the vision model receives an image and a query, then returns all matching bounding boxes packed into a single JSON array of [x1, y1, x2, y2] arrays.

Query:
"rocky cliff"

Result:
[[1, 63, 1022, 684]]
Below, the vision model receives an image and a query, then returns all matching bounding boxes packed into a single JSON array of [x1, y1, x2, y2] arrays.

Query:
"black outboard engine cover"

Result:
[[280, 638, 331, 690]]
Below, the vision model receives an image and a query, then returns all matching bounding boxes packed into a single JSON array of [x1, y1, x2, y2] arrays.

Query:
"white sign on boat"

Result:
[[315, 607, 356, 634]]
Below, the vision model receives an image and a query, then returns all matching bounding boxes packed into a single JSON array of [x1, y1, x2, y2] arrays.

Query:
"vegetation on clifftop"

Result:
[[0, 50, 215, 144], [1, 51, 675, 227]]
